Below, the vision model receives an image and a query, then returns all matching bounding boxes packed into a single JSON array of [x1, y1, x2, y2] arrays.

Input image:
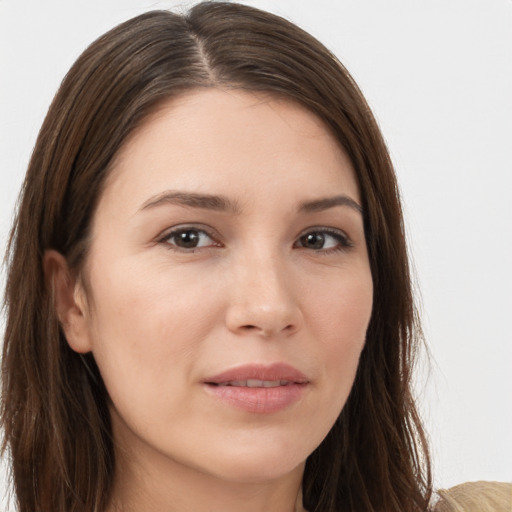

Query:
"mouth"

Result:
[[204, 362, 309, 385], [211, 379, 296, 388], [203, 363, 309, 414]]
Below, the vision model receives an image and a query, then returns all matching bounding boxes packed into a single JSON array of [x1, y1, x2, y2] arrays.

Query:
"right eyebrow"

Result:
[[298, 195, 363, 215], [139, 190, 242, 215]]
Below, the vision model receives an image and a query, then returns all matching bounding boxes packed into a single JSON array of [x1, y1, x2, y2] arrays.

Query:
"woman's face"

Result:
[[67, 89, 373, 484]]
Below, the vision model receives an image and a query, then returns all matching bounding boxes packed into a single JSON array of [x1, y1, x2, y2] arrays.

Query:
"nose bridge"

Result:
[[244, 246, 290, 304], [225, 239, 302, 337]]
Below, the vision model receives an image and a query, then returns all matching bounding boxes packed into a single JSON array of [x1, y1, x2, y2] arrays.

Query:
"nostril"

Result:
[[239, 323, 296, 337], [241, 325, 272, 337]]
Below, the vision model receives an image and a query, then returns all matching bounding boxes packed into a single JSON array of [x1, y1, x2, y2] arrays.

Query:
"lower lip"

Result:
[[203, 383, 307, 414]]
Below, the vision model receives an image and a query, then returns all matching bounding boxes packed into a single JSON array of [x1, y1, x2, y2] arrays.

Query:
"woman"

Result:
[[0, 2, 469, 511]]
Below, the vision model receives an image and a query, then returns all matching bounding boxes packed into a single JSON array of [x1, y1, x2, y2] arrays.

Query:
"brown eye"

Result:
[[295, 229, 352, 252], [174, 230, 201, 248], [163, 228, 217, 250], [299, 232, 326, 250]]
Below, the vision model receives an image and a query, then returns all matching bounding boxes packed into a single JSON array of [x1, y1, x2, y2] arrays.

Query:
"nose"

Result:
[[224, 251, 303, 339]]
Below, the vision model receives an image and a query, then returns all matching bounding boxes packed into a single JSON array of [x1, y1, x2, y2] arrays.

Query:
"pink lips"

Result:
[[203, 363, 309, 414]]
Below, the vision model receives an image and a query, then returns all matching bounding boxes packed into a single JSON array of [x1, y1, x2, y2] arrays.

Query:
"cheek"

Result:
[[305, 269, 373, 406], [84, 258, 220, 404], [306, 267, 373, 350]]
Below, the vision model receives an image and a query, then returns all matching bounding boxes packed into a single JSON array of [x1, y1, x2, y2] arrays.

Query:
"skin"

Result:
[[48, 89, 373, 512]]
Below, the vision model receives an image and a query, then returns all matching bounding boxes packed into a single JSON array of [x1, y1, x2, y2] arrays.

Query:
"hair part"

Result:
[[2, 3, 432, 511]]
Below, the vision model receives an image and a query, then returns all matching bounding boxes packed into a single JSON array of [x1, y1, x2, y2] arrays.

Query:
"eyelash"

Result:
[[294, 227, 353, 254], [157, 226, 221, 253], [157, 226, 353, 254]]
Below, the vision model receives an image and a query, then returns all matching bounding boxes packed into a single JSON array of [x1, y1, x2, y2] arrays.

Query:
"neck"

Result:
[[107, 440, 306, 512]]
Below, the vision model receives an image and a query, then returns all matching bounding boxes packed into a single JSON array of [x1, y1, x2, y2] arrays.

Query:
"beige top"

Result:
[[433, 481, 512, 512]]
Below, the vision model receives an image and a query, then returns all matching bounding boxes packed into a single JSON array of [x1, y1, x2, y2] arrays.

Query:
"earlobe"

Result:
[[43, 250, 93, 354]]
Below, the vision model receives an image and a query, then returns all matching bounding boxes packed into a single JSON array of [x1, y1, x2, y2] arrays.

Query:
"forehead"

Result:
[[99, 88, 360, 215]]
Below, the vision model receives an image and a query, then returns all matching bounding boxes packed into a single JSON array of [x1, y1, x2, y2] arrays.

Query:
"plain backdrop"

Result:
[[1, 0, 511, 508]]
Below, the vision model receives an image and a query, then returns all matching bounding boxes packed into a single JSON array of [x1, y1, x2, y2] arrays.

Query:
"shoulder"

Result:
[[433, 481, 512, 512]]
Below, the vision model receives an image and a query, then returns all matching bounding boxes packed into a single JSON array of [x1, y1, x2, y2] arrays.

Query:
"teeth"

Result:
[[217, 380, 290, 387], [248, 379, 266, 387]]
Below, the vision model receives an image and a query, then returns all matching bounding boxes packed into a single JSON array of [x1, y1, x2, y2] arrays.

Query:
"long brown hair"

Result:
[[2, 2, 432, 511]]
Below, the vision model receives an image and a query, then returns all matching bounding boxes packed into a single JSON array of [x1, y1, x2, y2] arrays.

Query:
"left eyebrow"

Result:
[[298, 195, 363, 215]]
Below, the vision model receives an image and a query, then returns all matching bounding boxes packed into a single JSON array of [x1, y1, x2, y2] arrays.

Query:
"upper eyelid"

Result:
[[298, 226, 346, 234], [296, 226, 351, 240], [158, 224, 219, 241]]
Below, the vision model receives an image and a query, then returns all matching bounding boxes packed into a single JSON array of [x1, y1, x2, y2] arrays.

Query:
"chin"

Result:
[[210, 457, 305, 485], [196, 436, 310, 484]]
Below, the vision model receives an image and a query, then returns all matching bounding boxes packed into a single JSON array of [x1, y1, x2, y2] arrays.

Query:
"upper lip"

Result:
[[204, 363, 309, 385]]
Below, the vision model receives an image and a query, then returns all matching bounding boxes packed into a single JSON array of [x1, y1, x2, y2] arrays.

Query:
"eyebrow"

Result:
[[140, 191, 242, 214], [140, 190, 362, 215], [298, 195, 363, 215]]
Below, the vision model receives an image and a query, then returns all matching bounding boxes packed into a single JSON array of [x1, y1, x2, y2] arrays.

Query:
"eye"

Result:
[[294, 228, 352, 253], [159, 227, 220, 251]]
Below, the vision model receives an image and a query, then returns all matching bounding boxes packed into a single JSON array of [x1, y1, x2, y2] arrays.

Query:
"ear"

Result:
[[43, 250, 93, 354]]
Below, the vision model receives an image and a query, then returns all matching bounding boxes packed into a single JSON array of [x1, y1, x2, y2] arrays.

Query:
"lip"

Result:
[[203, 363, 309, 414], [204, 363, 309, 385]]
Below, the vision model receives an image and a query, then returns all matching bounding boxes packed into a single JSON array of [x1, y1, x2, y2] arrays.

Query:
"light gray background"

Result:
[[1, 0, 511, 508]]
